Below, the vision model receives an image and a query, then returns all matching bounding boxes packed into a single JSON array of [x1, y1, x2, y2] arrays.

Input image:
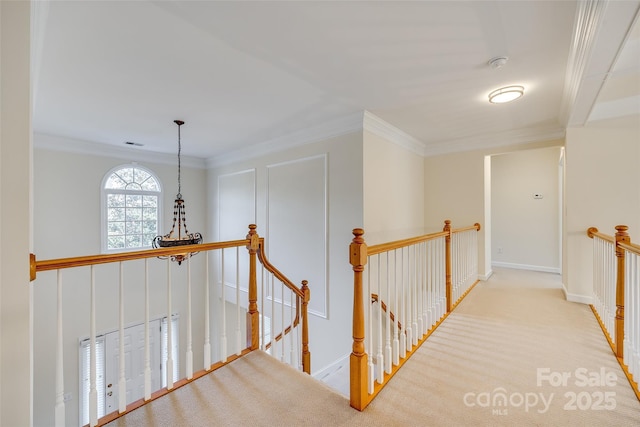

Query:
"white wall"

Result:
[[424, 139, 564, 278], [209, 131, 363, 374], [564, 125, 640, 302], [491, 147, 561, 272], [363, 130, 424, 243], [0, 2, 33, 425], [32, 143, 207, 426]]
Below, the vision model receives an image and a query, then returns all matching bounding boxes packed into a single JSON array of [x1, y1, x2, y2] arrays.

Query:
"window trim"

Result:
[[101, 163, 163, 253]]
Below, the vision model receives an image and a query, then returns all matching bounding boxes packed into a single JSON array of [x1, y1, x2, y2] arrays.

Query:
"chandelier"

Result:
[[153, 120, 202, 264]]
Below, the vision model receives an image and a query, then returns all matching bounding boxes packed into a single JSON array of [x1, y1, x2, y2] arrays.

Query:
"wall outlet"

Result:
[[497, 247, 503, 254]]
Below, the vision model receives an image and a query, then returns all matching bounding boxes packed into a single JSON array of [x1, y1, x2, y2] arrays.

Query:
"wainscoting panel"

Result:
[[218, 169, 257, 294], [267, 155, 328, 318]]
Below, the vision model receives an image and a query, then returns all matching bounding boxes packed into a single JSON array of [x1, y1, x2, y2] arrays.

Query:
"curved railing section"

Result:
[[30, 224, 309, 427], [349, 220, 481, 411], [587, 225, 640, 400]]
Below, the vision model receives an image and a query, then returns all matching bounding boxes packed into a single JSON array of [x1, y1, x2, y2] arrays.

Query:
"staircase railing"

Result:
[[30, 224, 309, 427], [587, 225, 640, 400], [349, 220, 480, 411]]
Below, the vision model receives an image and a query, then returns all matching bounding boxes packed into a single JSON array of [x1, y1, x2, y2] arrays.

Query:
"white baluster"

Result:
[[399, 248, 406, 359], [281, 281, 285, 362], [260, 265, 265, 351], [204, 253, 211, 370], [144, 259, 151, 400], [270, 274, 275, 354], [290, 289, 295, 368], [384, 252, 392, 374], [186, 257, 193, 380], [376, 255, 384, 383], [166, 259, 173, 390], [89, 266, 97, 427], [236, 247, 242, 356], [392, 249, 399, 367], [55, 270, 65, 427], [412, 245, 418, 346], [420, 242, 429, 335], [221, 249, 227, 362], [367, 262, 374, 394], [118, 262, 126, 413]]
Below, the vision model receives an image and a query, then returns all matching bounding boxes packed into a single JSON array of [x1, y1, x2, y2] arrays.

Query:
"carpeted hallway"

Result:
[[107, 268, 640, 426]]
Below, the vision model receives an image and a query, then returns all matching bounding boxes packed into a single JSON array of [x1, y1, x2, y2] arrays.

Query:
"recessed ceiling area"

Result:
[[32, 1, 640, 161]]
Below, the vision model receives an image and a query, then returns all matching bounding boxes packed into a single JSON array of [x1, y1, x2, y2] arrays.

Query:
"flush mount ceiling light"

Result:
[[153, 120, 202, 265], [488, 85, 524, 104]]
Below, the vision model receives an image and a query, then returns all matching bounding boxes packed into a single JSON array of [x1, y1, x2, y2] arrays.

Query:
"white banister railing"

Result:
[[30, 225, 310, 427], [349, 220, 481, 411], [624, 248, 640, 384], [587, 225, 640, 400]]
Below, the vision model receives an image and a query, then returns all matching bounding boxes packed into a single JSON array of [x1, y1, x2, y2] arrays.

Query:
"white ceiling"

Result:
[[33, 1, 640, 162]]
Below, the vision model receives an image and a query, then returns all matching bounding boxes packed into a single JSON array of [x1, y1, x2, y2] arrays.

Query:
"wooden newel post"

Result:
[[614, 225, 630, 359], [443, 220, 452, 313], [301, 280, 311, 374], [350, 228, 368, 411], [246, 224, 260, 350]]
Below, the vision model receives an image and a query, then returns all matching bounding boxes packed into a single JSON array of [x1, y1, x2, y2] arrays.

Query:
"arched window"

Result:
[[102, 164, 162, 251]]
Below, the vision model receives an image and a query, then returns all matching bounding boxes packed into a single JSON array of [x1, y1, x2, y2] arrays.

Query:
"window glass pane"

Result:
[[125, 234, 142, 248], [140, 178, 160, 192], [108, 236, 125, 249], [142, 234, 155, 247], [107, 194, 126, 207], [134, 168, 150, 184], [142, 196, 158, 207], [117, 168, 134, 184], [126, 207, 142, 221], [108, 221, 125, 236], [105, 175, 127, 190], [108, 207, 125, 222], [142, 207, 156, 221], [125, 182, 142, 191], [142, 220, 157, 235], [126, 220, 142, 235], [126, 194, 142, 207]]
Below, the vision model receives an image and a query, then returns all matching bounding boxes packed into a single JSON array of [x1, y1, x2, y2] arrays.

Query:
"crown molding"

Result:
[[206, 111, 364, 169], [559, 0, 609, 126], [34, 133, 206, 169], [423, 126, 566, 157], [362, 111, 426, 156]]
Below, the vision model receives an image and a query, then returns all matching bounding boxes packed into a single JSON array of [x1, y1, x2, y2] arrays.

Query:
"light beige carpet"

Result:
[[108, 268, 640, 426]]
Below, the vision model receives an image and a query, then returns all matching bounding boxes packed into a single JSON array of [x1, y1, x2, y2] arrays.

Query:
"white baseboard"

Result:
[[562, 284, 593, 305], [313, 353, 350, 380], [479, 270, 493, 281], [492, 262, 560, 274]]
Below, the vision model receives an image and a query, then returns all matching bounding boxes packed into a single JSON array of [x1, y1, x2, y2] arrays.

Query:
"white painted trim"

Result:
[[207, 112, 364, 168], [479, 270, 493, 281], [562, 283, 593, 305], [313, 353, 350, 380], [423, 126, 565, 157], [34, 133, 206, 169], [362, 111, 425, 156], [491, 262, 561, 274]]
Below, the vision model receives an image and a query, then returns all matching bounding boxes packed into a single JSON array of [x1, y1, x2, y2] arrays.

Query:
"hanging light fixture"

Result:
[[153, 120, 202, 264]]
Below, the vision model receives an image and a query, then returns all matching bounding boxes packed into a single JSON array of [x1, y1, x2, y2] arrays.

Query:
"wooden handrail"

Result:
[[619, 241, 640, 256], [371, 293, 402, 330], [367, 231, 448, 256], [30, 240, 247, 280], [587, 227, 615, 243]]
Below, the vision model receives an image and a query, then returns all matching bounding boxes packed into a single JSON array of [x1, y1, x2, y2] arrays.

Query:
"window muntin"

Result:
[[103, 165, 161, 251]]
